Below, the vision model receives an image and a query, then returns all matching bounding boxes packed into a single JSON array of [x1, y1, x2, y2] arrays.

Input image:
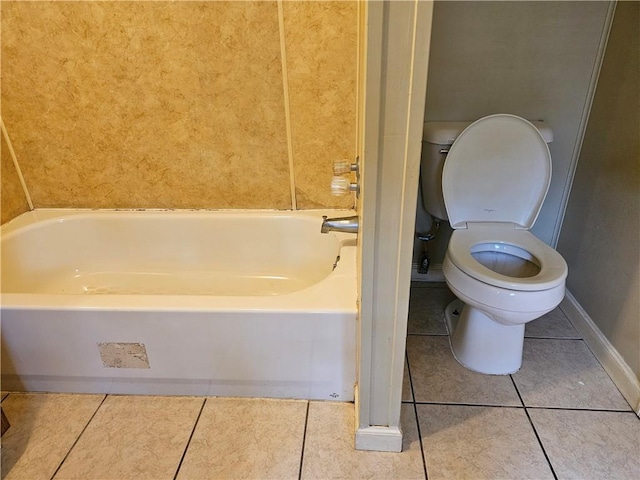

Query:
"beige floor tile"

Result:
[[54, 395, 203, 480], [403, 359, 413, 402], [301, 402, 425, 480], [407, 336, 522, 406], [1, 392, 9, 401], [529, 408, 640, 480], [1, 393, 104, 480], [512, 339, 630, 409], [176, 397, 307, 480], [417, 404, 554, 480], [525, 307, 580, 338], [407, 286, 455, 335]]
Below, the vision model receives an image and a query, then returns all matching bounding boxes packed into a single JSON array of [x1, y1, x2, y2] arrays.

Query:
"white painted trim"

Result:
[[552, 1, 617, 247], [411, 263, 445, 283], [276, 0, 297, 210], [560, 290, 640, 415], [356, 0, 383, 439], [355, 426, 403, 453]]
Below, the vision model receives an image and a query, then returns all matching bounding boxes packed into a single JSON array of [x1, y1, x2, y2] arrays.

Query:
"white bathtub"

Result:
[[0, 210, 357, 401]]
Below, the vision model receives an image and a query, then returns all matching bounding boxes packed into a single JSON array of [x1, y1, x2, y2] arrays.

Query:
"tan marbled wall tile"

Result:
[[1, 393, 105, 480], [284, 1, 358, 209], [1, 1, 291, 209], [1, 129, 30, 224], [54, 395, 204, 480], [177, 397, 307, 480]]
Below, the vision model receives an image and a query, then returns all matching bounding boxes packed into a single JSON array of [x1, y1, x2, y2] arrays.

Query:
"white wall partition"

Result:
[[356, 0, 433, 452]]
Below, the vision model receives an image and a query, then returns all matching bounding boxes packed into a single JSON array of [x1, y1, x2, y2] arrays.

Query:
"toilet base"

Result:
[[445, 299, 525, 375]]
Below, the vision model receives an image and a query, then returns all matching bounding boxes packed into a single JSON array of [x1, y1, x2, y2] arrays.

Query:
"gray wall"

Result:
[[557, 1, 640, 377], [416, 1, 611, 265]]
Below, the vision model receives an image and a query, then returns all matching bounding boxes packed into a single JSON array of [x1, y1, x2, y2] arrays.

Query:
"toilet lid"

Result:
[[442, 114, 552, 230]]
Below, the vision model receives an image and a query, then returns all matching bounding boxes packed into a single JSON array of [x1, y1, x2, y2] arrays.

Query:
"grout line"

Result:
[[276, 0, 297, 211], [509, 374, 526, 409], [1, 119, 34, 210], [412, 399, 635, 414], [524, 336, 583, 340], [172, 397, 207, 480], [407, 332, 449, 337], [49, 394, 108, 480], [510, 376, 558, 480], [525, 337, 585, 341], [414, 401, 524, 409], [406, 353, 429, 480], [297, 401, 310, 480], [406, 352, 416, 404], [524, 405, 636, 414], [1, 392, 10, 402], [524, 407, 558, 480]]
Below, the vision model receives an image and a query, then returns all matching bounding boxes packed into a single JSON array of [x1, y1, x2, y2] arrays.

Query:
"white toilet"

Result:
[[421, 114, 568, 375]]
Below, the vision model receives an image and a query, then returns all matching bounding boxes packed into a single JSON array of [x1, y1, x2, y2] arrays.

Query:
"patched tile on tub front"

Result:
[[407, 285, 455, 335], [525, 307, 580, 338], [406, 336, 522, 406], [512, 339, 630, 410], [301, 402, 425, 480], [1, 393, 104, 480], [417, 404, 553, 480], [53, 395, 203, 480], [176, 397, 307, 480], [528, 408, 640, 480]]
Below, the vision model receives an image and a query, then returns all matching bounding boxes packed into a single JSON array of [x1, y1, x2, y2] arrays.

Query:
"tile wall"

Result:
[[1, 126, 30, 224], [0, 0, 357, 219]]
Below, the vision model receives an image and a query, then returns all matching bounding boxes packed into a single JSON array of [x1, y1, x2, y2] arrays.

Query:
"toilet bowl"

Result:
[[423, 114, 568, 375], [442, 224, 567, 374]]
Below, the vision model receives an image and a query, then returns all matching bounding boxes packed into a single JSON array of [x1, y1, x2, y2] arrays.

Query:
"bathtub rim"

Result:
[[0, 207, 358, 237]]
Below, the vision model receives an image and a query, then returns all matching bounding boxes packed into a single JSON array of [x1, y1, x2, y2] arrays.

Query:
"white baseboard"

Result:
[[353, 386, 403, 452], [355, 426, 403, 452], [411, 263, 445, 282], [560, 290, 640, 416]]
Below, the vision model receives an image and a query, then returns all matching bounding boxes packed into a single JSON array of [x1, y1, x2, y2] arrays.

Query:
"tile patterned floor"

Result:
[[1, 283, 638, 479]]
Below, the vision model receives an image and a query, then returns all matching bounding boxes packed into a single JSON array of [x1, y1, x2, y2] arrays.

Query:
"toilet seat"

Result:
[[447, 224, 567, 291]]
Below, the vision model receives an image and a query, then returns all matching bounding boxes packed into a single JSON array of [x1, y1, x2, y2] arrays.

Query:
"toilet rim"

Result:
[[447, 226, 568, 291]]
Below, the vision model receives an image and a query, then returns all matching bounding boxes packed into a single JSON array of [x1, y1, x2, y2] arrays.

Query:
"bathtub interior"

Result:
[[1, 210, 352, 296]]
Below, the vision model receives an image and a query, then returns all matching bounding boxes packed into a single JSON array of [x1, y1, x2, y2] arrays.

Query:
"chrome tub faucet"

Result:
[[321, 215, 359, 234]]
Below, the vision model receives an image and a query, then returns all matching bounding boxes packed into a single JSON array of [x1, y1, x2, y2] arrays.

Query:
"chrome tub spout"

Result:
[[321, 215, 359, 234]]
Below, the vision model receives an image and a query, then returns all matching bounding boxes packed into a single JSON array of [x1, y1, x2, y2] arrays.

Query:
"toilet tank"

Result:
[[420, 120, 553, 221]]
